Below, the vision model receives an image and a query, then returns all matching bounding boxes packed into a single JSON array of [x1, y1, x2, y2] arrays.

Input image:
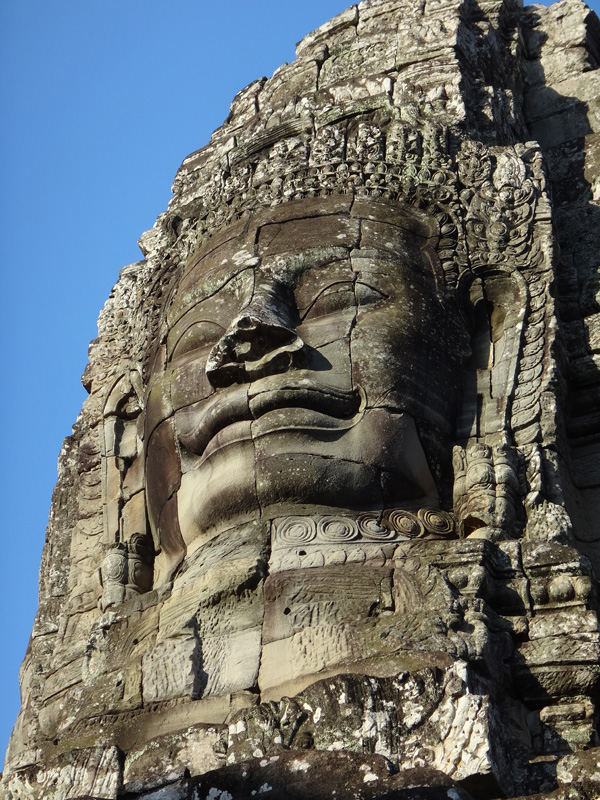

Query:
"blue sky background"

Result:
[[1, 0, 598, 766]]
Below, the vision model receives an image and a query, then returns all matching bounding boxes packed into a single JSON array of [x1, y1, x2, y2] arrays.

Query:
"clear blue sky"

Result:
[[1, 0, 598, 766]]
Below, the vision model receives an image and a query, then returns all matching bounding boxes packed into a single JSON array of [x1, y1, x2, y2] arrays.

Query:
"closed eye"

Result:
[[302, 281, 387, 320], [170, 320, 225, 361], [302, 282, 356, 320]]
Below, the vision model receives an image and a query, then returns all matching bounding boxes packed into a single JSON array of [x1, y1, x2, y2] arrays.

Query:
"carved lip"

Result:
[[249, 376, 362, 421], [178, 372, 363, 460]]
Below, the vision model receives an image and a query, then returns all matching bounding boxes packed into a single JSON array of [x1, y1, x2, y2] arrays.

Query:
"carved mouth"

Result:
[[177, 372, 364, 460]]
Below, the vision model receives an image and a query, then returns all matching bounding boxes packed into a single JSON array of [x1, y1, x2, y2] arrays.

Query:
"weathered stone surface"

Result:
[[3, 1, 600, 798], [2, 746, 123, 800], [122, 726, 225, 794], [193, 751, 477, 800]]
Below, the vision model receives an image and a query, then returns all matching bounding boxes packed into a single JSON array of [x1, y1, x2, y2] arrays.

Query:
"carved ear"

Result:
[[454, 269, 527, 541], [457, 268, 527, 441], [98, 369, 158, 607], [144, 419, 186, 587], [102, 370, 146, 546]]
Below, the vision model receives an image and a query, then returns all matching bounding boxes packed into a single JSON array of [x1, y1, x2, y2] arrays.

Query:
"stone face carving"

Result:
[[145, 197, 464, 583], [4, 1, 600, 798]]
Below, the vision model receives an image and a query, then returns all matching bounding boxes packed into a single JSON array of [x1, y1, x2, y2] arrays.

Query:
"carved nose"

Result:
[[206, 305, 306, 388]]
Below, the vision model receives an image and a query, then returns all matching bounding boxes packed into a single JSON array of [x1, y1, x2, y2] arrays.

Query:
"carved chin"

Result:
[[176, 410, 439, 549]]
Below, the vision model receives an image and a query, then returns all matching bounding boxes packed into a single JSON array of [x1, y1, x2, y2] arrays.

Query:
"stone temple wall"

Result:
[[2, 1, 600, 798]]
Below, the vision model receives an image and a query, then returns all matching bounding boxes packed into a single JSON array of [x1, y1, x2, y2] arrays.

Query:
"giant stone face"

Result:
[[145, 197, 467, 579], [7, 0, 600, 794]]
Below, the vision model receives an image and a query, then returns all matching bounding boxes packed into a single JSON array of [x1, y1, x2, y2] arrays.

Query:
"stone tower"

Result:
[[3, 0, 600, 798]]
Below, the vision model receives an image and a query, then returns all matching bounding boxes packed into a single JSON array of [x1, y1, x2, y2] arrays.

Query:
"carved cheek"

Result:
[[169, 354, 215, 411], [297, 309, 355, 390], [350, 304, 407, 402], [176, 438, 259, 547]]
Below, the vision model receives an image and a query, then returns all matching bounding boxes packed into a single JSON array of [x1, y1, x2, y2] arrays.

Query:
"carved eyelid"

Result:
[[169, 320, 226, 360], [301, 281, 387, 320]]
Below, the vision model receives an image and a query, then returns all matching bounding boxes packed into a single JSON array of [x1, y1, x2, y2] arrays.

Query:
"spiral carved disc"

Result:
[[418, 508, 455, 536], [317, 517, 359, 543], [387, 510, 424, 538], [276, 518, 317, 544], [358, 515, 397, 540]]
